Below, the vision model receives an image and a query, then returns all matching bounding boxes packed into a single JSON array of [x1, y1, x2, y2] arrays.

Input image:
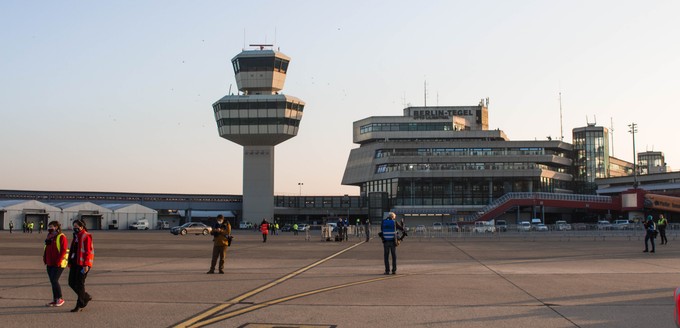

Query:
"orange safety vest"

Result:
[[70, 231, 94, 267]]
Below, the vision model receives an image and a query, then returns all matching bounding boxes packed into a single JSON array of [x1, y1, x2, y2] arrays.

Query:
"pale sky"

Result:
[[1, 1, 679, 196]]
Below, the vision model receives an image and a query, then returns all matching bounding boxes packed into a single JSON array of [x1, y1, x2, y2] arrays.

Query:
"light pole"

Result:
[[628, 123, 638, 188], [298, 182, 303, 197]]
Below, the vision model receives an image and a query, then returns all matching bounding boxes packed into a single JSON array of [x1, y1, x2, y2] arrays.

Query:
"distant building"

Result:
[[638, 151, 667, 175], [342, 99, 574, 222]]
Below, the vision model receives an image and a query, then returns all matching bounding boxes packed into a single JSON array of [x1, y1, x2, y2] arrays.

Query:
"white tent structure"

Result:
[[48, 202, 113, 230], [0, 200, 62, 232], [101, 203, 157, 230]]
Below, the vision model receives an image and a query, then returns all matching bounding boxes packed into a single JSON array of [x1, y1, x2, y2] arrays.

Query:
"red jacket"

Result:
[[260, 222, 269, 234], [43, 233, 68, 268], [69, 230, 94, 267]]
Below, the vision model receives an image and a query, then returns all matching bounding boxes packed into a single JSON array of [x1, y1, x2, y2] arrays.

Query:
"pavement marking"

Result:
[[189, 274, 403, 327], [173, 241, 365, 328], [237, 324, 336, 328]]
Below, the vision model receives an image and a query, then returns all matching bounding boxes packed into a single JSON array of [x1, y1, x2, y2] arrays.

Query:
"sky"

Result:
[[1, 1, 679, 196]]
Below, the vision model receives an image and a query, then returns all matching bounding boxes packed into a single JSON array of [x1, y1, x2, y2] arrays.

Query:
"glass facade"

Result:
[[232, 56, 289, 74], [573, 127, 609, 194], [360, 122, 454, 134], [360, 177, 566, 207]]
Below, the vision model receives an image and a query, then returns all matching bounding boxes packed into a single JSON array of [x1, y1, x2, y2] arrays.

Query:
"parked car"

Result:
[[495, 220, 508, 232], [432, 222, 443, 231], [297, 224, 310, 232], [518, 221, 532, 232], [129, 219, 150, 230], [171, 222, 212, 236], [239, 221, 253, 229], [612, 219, 631, 230], [534, 223, 549, 232], [281, 224, 292, 232], [572, 223, 588, 230], [597, 220, 613, 230], [473, 221, 496, 233], [555, 220, 572, 231], [415, 225, 426, 232]]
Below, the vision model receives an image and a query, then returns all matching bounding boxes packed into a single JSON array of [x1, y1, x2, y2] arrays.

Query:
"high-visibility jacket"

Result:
[[658, 218, 668, 227], [69, 230, 94, 267], [44, 232, 69, 268], [260, 222, 269, 234], [381, 219, 396, 241]]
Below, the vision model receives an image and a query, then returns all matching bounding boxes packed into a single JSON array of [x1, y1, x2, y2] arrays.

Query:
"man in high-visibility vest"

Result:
[[658, 214, 668, 245], [293, 223, 298, 235]]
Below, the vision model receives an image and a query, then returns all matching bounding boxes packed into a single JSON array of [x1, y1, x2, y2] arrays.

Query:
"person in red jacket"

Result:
[[68, 219, 94, 312], [43, 221, 68, 307], [260, 219, 269, 243]]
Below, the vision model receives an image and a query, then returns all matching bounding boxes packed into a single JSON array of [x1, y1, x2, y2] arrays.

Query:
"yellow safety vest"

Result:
[[44, 233, 69, 268]]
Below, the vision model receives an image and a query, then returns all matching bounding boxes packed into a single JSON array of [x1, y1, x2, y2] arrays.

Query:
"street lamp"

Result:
[[298, 182, 303, 197], [628, 123, 638, 188]]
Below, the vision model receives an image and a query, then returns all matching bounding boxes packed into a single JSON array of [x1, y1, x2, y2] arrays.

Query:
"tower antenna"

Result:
[[610, 117, 615, 156], [424, 80, 428, 107], [559, 92, 564, 141]]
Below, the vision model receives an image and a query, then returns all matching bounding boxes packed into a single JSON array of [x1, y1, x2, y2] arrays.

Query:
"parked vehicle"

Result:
[[473, 221, 496, 233], [239, 221, 253, 229], [612, 219, 631, 230], [129, 219, 150, 230], [281, 224, 292, 232], [518, 221, 531, 232], [415, 225, 426, 232], [495, 220, 508, 232], [157, 220, 170, 230], [555, 220, 572, 231], [597, 220, 613, 230], [170, 222, 212, 236], [534, 223, 549, 232], [297, 224, 310, 231], [432, 222, 443, 231]]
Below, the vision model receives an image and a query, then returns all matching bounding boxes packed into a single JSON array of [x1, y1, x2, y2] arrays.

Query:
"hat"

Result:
[[647, 215, 653, 221]]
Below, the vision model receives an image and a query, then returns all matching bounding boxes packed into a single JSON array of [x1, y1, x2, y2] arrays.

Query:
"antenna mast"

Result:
[[610, 117, 615, 156], [559, 92, 564, 141], [424, 80, 427, 107]]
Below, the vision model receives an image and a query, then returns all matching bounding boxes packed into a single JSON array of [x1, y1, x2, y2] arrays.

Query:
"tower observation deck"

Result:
[[212, 45, 306, 222]]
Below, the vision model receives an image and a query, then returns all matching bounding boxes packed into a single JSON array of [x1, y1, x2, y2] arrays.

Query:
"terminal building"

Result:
[[341, 99, 575, 222]]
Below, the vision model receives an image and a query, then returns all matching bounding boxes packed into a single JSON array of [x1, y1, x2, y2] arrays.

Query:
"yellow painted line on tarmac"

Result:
[[189, 274, 403, 327], [173, 241, 365, 328]]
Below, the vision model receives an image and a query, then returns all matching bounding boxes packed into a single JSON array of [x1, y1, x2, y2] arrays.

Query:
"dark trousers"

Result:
[[262, 233, 268, 242], [383, 240, 397, 273], [46, 266, 64, 301], [210, 245, 227, 272], [68, 265, 90, 307], [365, 225, 370, 242], [644, 232, 656, 252], [660, 227, 668, 244]]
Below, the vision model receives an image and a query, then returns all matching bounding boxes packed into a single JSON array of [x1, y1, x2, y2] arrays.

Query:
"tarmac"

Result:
[[1, 229, 679, 327]]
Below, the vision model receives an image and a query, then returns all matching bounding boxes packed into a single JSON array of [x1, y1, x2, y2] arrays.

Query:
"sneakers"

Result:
[[206, 271, 215, 274], [46, 299, 65, 307]]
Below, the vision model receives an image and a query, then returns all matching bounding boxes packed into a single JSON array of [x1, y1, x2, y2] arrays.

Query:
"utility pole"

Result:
[[628, 123, 638, 188]]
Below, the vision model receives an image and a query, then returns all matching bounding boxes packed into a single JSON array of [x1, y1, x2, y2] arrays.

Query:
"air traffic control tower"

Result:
[[212, 45, 305, 222]]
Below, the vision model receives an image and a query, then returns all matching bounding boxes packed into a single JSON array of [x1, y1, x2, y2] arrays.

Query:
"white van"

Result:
[[129, 219, 150, 230]]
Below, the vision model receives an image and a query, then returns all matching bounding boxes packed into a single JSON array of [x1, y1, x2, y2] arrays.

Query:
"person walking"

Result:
[[293, 223, 299, 235], [207, 215, 231, 274], [43, 221, 68, 307], [364, 218, 371, 242], [68, 219, 94, 312], [643, 215, 656, 253], [29, 221, 34, 233], [260, 219, 269, 243], [39, 221, 44, 234], [658, 214, 668, 245], [23, 221, 27, 233], [9, 221, 13, 234], [380, 212, 404, 275]]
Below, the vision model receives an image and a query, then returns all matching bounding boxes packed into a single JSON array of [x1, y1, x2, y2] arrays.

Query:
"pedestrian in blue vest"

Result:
[[380, 212, 404, 275]]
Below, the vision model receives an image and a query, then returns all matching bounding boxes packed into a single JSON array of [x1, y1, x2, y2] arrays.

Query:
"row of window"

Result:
[[274, 196, 363, 208], [232, 57, 289, 73], [375, 147, 561, 158], [215, 101, 304, 111], [375, 162, 568, 174], [215, 109, 302, 120], [359, 122, 454, 134], [217, 118, 301, 127]]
